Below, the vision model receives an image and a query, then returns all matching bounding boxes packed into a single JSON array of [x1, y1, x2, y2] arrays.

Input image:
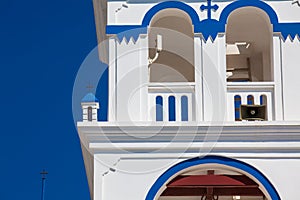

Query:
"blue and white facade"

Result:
[[77, 0, 300, 199]]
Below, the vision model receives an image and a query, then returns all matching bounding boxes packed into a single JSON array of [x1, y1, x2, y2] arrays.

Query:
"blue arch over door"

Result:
[[145, 155, 281, 200]]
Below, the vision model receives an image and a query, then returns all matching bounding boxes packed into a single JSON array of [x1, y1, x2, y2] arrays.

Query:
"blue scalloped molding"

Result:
[[145, 155, 281, 200], [106, 0, 300, 41]]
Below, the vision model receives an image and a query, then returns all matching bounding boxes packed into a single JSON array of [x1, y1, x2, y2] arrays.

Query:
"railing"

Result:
[[148, 82, 195, 122], [227, 82, 275, 121]]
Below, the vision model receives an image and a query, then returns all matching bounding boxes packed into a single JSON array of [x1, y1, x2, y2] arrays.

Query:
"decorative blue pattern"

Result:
[[106, 0, 300, 41], [145, 155, 281, 200]]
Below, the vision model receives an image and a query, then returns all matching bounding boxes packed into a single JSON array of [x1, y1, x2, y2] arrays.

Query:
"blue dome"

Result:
[[81, 93, 99, 103]]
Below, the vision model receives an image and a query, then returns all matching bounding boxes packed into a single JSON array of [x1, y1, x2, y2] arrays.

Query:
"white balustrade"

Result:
[[227, 82, 275, 121], [148, 82, 275, 122], [148, 82, 195, 122]]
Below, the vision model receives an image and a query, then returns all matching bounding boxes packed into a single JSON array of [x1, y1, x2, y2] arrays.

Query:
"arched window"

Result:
[[88, 107, 92, 122], [149, 9, 195, 82], [226, 7, 273, 82]]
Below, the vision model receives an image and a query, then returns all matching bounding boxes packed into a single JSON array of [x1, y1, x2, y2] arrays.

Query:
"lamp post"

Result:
[[40, 169, 48, 200]]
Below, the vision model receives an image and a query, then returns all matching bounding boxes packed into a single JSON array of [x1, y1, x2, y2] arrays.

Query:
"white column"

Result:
[[273, 35, 283, 120], [194, 36, 203, 121], [163, 94, 169, 121], [227, 93, 235, 121], [108, 38, 117, 122], [175, 95, 181, 122], [202, 36, 227, 122], [139, 34, 149, 121], [94, 156, 104, 200]]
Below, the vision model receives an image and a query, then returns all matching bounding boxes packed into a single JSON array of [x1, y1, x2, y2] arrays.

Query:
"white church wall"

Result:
[[100, 157, 179, 200], [243, 158, 300, 199], [272, 35, 283, 120], [93, 153, 300, 200], [201, 36, 227, 122], [281, 37, 300, 120], [108, 38, 116, 121], [115, 35, 149, 121], [194, 36, 203, 121]]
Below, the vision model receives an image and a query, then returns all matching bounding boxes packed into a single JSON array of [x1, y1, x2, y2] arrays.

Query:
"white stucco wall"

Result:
[[112, 35, 149, 121], [94, 153, 300, 200], [281, 37, 300, 120]]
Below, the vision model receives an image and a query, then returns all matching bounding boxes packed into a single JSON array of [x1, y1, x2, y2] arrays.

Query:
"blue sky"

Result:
[[0, 0, 104, 199]]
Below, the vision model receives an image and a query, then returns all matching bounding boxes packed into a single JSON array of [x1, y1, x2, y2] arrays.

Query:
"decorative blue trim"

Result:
[[142, 1, 200, 27], [219, 0, 279, 25], [106, 0, 300, 41], [145, 156, 281, 200], [274, 23, 300, 40], [107, 1, 201, 41]]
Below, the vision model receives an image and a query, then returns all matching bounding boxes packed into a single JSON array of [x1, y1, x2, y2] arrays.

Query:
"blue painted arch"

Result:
[[106, 0, 300, 41], [219, 0, 279, 25], [142, 1, 201, 27], [145, 156, 281, 200]]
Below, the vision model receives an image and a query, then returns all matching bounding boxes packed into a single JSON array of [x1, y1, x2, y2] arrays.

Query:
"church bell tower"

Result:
[[77, 0, 300, 199]]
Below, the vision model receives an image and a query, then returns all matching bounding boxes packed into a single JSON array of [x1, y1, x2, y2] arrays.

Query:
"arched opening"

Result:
[[226, 7, 273, 82], [148, 8, 195, 82], [147, 156, 280, 200]]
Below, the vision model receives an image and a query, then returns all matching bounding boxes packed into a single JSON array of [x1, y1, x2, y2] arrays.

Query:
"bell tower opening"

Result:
[[148, 8, 195, 82], [226, 7, 273, 82]]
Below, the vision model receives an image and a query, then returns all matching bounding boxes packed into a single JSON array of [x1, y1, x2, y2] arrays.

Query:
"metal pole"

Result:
[[40, 170, 48, 200]]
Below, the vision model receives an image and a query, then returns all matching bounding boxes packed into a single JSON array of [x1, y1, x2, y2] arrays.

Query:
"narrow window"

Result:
[[156, 96, 163, 121], [181, 96, 188, 121], [234, 95, 241, 121], [88, 107, 93, 122], [168, 96, 176, 121]]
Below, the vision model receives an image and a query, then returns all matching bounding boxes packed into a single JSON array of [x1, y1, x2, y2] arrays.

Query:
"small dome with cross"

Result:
[[82, 93, 99, 103]]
